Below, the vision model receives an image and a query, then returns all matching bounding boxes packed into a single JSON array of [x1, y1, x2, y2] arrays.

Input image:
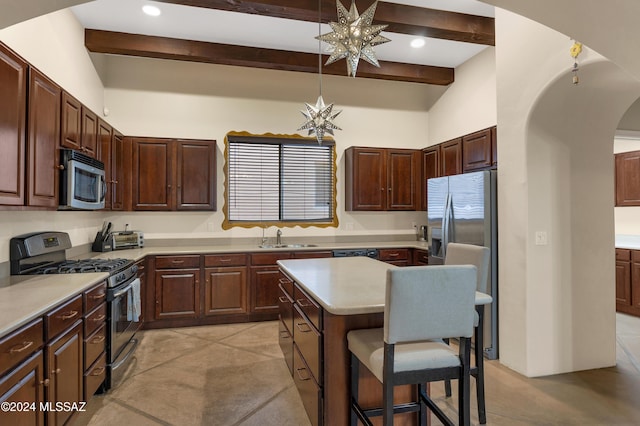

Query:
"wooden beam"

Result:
[[85, 30, 454, 85], [152, 0, 495, 46]]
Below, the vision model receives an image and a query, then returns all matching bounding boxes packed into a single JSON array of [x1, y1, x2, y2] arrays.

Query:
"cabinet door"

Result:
[[97, 119, 112, 210], [387, 149, 418, 210], [132, 138, 174, 210], [60, 91, 82, 151], [491, 126, 497, 166], [111, 131, 129, 211], [616, 260, 631, 306], [250, 266, 282, 315], [632, 261, 640, 309], [345, 147, 386, 211], [80, 106, 98, 158], [615, 151, 640, 206], [176, 140, 216, 211], [440, 138, 462, 177], [154, 269, 200, 319], [27, 69, 60, 208], [204, 267, 247, 316], [0, 43, 27, 206], [0, 351, 45, 426], [46, 322, 83, 426], [421, 146, 440, 211], [462, 128, 492, 172]]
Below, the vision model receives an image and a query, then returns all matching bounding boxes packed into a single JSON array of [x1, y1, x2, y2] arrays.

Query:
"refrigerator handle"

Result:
[[442, 193, 451, 258]]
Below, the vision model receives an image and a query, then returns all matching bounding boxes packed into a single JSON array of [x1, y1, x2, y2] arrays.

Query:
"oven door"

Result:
[[109, 277, 142, 361]]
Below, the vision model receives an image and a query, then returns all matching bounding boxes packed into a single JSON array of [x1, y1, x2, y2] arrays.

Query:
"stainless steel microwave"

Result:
[[59, 149, 106, 210]]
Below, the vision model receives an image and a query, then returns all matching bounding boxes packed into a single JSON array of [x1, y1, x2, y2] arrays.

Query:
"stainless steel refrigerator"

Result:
[[427, 170, 498, 359]]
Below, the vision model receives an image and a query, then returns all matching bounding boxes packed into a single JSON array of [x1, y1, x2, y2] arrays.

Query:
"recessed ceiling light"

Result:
[[142, 5, 161, 17], [410, 38, 426, 48]]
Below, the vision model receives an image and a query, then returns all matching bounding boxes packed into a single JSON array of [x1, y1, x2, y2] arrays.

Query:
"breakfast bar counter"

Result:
[[277, 257, 415, 426]]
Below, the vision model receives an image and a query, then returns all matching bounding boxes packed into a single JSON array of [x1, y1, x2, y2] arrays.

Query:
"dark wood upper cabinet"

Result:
[[345, 147, 419, 211], [27, 68, 60, 208], [111, 131, 129, 211], [420, 145, 441, 211], [97, 118, 113, 210], [81, 106, 98, 158], [462, 127, 493, 172], [132, 138, 173, 211], [615, 150, 640, 207], [0, 43, 27, 206], [345, 147, 386, 211], [387, 149, 419, 210], [131, 137, 216, 211], [61, 91, 82, 151], [440, 138, 463, 176], [176, 140, 216, 211], [491, 126, 497, 166]]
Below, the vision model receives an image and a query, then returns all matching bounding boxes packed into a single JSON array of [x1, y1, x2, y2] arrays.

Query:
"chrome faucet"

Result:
[[276, 229, 282, 245]]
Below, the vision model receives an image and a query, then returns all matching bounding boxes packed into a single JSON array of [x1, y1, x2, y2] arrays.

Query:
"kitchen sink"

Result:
[[258, 243, 318, 249]]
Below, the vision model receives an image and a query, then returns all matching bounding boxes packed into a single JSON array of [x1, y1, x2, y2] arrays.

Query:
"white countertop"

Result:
[[0, 239, 426, 337], [278, 257, 394, 315], [615, 235, 640, 250], [0, 273, 108, 336]]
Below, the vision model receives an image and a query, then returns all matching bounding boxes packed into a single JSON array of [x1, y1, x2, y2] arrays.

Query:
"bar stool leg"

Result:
[[475, 306, 487, 424], [350, 353, 359, 426]]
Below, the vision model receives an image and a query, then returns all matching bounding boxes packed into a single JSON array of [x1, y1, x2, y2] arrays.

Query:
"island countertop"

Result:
[[277, 257, 397, 315]]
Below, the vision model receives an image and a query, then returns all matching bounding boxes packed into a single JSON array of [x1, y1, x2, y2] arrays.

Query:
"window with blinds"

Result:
[[224, 133, 336, 227]]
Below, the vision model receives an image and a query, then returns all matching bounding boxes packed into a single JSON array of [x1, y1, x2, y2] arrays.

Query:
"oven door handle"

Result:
[[111, 338, 139, 370], [113, 279, 137, 299]]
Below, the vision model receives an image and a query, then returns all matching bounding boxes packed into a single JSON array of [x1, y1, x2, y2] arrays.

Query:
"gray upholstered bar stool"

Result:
[[347, 265, 477, 426], [444, 243, 492, 424]]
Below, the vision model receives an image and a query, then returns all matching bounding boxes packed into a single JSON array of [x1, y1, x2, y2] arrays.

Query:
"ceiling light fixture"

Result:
[[142, 5, 161, 17], [298, 0, 342, 144], [410, 38, 426, 48], [316, 0, 390, 77]]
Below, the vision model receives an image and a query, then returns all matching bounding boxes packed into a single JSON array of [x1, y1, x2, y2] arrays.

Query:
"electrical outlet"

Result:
[[412, 221, 417, 229], [345, 222, 354, 230], [535, 231, 548, 245]]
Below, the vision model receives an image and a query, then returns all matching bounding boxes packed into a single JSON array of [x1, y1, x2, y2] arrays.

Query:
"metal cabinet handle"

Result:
[[296, 299, 313, 308], [91, 367, 105, 376], [40, 379, 50, 387], [52, 368, 61, 374], [92, 314, 106, 322], [296, 367, 311, 381], [90, 335, 106, 344], [388, 252, 400, 257], [171, 260, 184, 264], [278, 296, 289, 303], [8, 341, 34, 354], [296, 321, 312, 333], [91, 292, 106, 300], [278, 278, 292, 284], [58, 310, 79, 320]]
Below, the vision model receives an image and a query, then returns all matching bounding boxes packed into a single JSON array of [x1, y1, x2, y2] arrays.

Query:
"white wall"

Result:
[[427, 46, 497, 145], [495, 9, 640, 376]]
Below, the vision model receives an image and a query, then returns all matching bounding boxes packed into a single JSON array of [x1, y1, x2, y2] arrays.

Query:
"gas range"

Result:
[[10, 231, 137, 287]]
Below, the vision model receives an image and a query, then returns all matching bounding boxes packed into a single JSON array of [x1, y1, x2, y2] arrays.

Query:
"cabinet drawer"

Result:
[[0, 318, 44, 377], [155, 255, 200, 269], [84, 352, 106, 401], [293, 344, 322, 426], [46, 295, 82, 340], [617, 249, 631, 261], [279, 272, 294, 298], [293, 305, 321, 383], [632, 250, 640, 263], [379, 248, 409, 261], [204, 253, 247, 267], [84, 303, 107, 337], [250, 252, 292, 266], [279, 319, 293, 375], [294, 285, 321, 330], [84, 281, 107, 313], [292, 251, 333, 259], [414, 249, 429, 265], [84, 323, 106, 369], [279, 284, 294, 334]]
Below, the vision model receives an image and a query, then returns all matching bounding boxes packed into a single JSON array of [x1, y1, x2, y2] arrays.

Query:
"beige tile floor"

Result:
[[74, 314, 640, 426]]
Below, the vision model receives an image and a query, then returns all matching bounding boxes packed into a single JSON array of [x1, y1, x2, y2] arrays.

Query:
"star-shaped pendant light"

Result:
[[299, 95, 342, 143], [316, 0, 390, 77], [298, 0, 342, 144]]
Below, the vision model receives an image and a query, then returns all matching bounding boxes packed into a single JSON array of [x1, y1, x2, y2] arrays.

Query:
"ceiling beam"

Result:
[[85, 29, 455, 85], [152, 0, 495, 46]]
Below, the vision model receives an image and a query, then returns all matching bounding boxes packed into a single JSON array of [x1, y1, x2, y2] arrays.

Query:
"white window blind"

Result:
[[227, 137, 334, 224]]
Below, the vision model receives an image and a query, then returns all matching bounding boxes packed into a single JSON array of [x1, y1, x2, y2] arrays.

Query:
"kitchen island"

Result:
[[277, 257, 416, 426]]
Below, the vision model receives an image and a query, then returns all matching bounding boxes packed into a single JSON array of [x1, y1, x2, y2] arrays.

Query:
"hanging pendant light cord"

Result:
[[318, 0, 322, 96]]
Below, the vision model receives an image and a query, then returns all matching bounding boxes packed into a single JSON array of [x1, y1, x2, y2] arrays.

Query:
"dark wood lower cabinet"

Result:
[[616, 248, 640, 317], [46, 321, 83, 426], [0, 351, 45, 426], [249, 266, 282, 316], [204, 266, 247, 316], [154, 269, 201, 320]]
